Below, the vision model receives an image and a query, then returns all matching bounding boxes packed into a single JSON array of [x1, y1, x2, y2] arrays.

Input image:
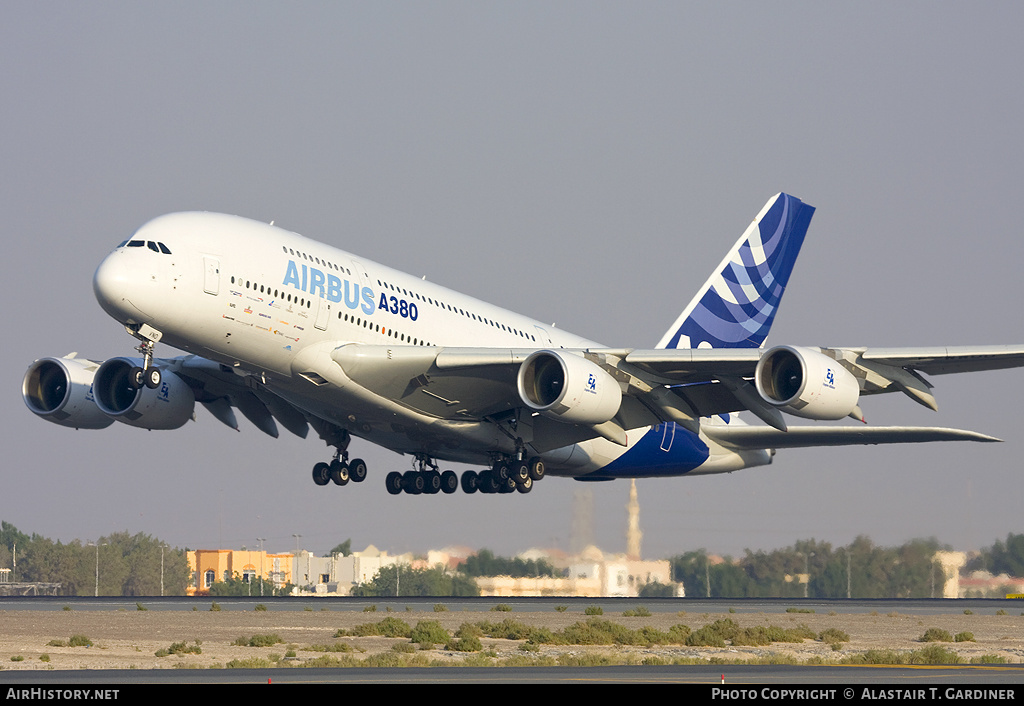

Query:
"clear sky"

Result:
[[4, 2, 1023, 561]]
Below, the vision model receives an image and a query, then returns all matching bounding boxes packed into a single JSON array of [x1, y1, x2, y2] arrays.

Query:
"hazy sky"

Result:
[[5, 2, 1024, 563]]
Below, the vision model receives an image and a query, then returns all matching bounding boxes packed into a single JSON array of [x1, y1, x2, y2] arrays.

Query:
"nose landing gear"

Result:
[[125, 324, 164, 390]]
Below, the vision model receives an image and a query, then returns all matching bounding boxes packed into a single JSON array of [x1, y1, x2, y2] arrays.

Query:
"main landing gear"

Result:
[[385, 455, 459, 496], [312, 450, 368, 488], [459, 457, 545, 495]]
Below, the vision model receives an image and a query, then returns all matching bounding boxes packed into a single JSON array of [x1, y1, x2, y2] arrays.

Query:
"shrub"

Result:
[[456, 622, 484, 639], [446, 635, 483, 652], [954, 632, 975, 642], [226, 657, 273, 669], [68, 635, 92, 647], [584, 606, 603, 616], [819, 628, 850, 644], [919, 628, 953, 643], [167, 641, 202, 655], [234, 634, 283, 647], [342, 616, 412, 638], [433, 604, 448, 612], [492, 604, 512, 612], [622, 606, 652, 617], [135, 603, 147, 611], [305, 643, 354, 653], [409, 621, 450, 646], [254, 604, 267, 612]]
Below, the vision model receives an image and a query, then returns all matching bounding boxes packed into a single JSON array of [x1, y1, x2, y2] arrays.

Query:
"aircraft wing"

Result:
[[318, 342, 1024, 451], [703, 424, 1001, 450]]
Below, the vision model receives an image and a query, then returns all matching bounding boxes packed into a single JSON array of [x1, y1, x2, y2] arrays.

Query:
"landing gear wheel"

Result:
[[385, 471, 403, 495], [403, 470, 424, 495], [510, 460, 530, 484], [441, 470, 459, 494], [480, 469, 499, 494], [498, 475, 517, 493], [144, 367, 162, 389], [529, 457, 546, 481], [461, 470, 479, 494], [423, 470, 442, 494], [312, 462, 331, 486], [330, 460, 350, 485], [129, 367, 145, 390], [348, 458, 368, 483], [516, 475, 534, 493]]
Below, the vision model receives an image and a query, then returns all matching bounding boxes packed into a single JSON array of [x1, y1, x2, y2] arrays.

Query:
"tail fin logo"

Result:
[[657, 193, 814, 350]]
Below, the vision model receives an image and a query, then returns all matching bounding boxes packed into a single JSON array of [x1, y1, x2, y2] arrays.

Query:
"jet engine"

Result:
[[755, 345, 860, 420], [93, 357, 195, 430], [22, 357, 114, 429], [517, 350, 621, 425]]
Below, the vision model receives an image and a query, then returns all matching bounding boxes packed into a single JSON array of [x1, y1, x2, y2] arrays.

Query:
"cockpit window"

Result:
[[117, 240, 128, 248], [147, 241, 160, 252], [158, 242, 171, 254], [127, 240, 145, 247]]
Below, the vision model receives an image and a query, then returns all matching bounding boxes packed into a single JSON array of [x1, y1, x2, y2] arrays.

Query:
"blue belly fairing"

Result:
[[590, 422, 710, 478]]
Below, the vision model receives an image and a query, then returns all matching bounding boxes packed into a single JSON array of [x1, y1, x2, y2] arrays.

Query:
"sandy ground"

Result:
[[0, 606, 1022, 670]]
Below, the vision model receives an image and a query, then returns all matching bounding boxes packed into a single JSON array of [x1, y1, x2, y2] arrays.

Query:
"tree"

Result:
[[984, 533, 1024, 577], [351, 565, 479, 597], [330, 539, 353, 557], [460, 549, 559, 578]]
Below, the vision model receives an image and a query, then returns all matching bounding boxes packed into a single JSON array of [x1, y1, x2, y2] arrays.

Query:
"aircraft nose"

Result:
[[93, 252, 149, 323]]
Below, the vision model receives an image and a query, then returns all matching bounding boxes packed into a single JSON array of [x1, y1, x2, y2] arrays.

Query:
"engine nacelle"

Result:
[[517, 350, 622, 425], [23, 357, 115, 429], [755, 346, 860, 420], [93, 357, 195, 430]]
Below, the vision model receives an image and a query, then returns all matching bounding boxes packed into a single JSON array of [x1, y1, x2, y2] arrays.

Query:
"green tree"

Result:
[[460, 549, 559, 578], [981, 533, 1024, 577], [351, 565, 478, 597], [329, 539, 353, 557]]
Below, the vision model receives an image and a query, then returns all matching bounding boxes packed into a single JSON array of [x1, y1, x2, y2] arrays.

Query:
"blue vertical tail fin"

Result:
[[656, 193, 814, 350]]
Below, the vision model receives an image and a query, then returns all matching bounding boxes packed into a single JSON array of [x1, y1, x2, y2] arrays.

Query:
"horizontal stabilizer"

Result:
[[704, 425, 1001, 450]]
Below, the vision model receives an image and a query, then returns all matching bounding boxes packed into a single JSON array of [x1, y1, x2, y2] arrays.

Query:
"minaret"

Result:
[[626, 479, 642, 560]]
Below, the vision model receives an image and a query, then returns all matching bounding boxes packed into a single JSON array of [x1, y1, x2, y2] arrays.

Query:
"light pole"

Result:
[[160, 544, 170, 597], [89, 542, 107, 597], [257, 538, 266, 597]]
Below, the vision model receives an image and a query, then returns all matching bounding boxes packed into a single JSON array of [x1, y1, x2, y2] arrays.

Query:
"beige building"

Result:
[[187, 549, 294, 596]]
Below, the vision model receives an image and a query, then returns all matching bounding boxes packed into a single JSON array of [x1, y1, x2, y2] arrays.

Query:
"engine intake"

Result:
[[22, 357, 114, 429], [755, 345, 860, 420], [93, 357, 195, 430], [517, 350, 621, 425]]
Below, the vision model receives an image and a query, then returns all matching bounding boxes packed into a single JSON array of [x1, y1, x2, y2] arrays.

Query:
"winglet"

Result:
[[656, 193, 814, 350]]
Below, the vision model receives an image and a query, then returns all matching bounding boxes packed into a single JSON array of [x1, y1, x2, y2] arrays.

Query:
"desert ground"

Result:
[[0, 604, 1021, 671]]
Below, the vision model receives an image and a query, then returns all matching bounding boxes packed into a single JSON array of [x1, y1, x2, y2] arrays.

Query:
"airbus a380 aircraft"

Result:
[[23, 193, 1024, 496]]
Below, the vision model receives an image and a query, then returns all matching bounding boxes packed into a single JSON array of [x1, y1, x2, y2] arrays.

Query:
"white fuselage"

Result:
[[93, 212, 768, 477]]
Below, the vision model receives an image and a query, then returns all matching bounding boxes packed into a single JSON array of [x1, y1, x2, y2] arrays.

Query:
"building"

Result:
[[187, 549, 294, 596]]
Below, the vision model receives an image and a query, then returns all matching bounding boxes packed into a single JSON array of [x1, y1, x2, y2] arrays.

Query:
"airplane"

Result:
[[22, 193, 1024, 497]]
